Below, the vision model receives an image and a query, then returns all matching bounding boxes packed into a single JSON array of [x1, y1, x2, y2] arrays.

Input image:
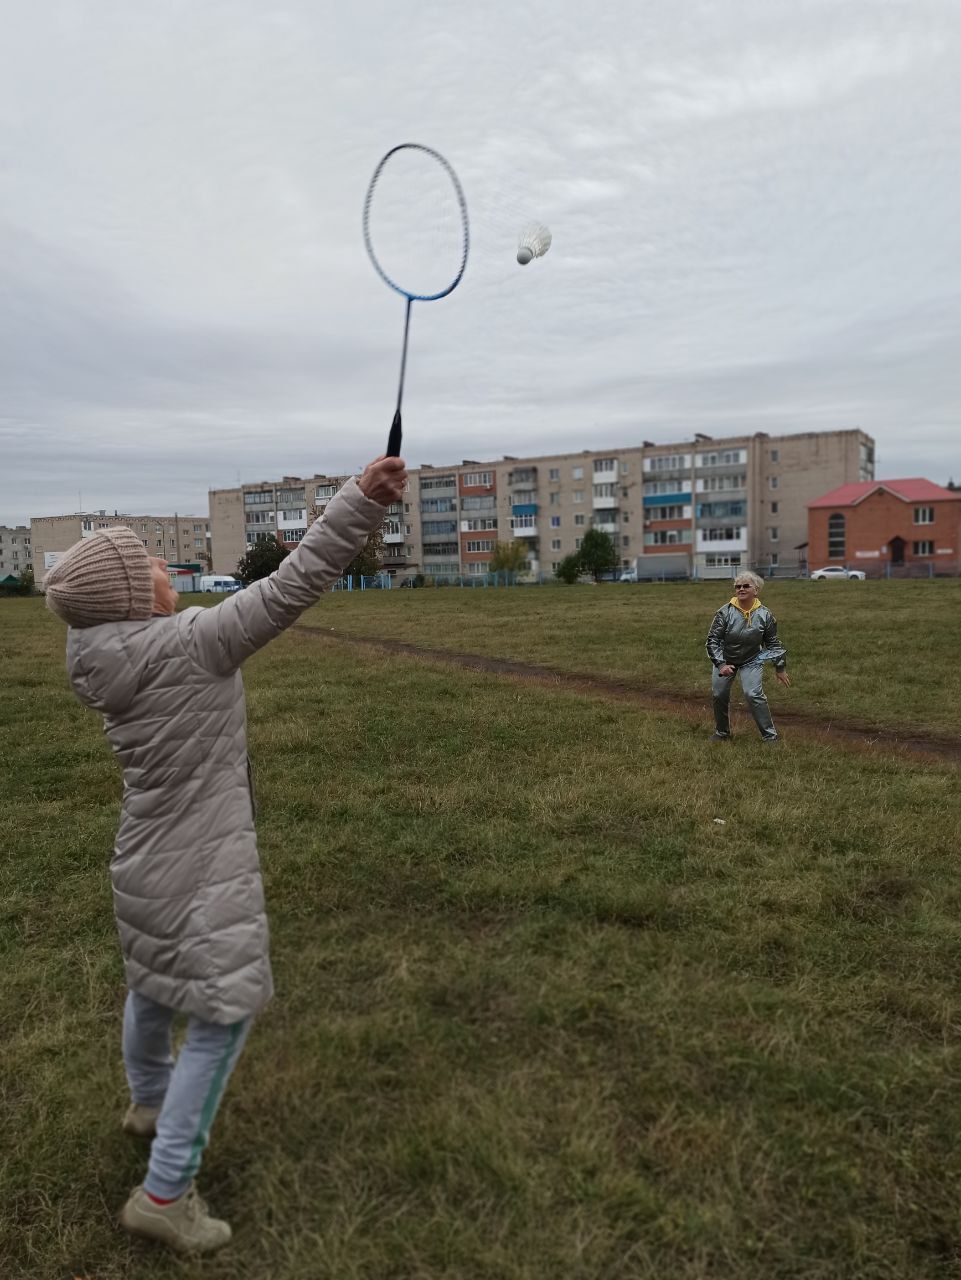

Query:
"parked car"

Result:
[[810, 566, 866, 581], [620, 568, 638, 583]]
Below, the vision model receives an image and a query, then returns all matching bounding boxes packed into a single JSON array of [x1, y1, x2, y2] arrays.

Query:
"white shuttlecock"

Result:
[[516, 222, 552, 265]]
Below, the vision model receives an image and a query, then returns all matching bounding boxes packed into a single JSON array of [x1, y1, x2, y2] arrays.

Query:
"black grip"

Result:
[[386, 409, 402, 458]]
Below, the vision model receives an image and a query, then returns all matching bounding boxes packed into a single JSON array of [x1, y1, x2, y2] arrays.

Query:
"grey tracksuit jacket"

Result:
[[705, 602, 787, 671]]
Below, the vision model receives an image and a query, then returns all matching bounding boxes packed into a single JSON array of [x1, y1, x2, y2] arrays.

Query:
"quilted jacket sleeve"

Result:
[[181, 478, 387, 676], [705, 608, 728, 667]]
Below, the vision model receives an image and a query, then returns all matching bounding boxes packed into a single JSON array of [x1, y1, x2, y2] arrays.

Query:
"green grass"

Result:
[[2, 593, 961, 1278], [302, 578, 961, 736]]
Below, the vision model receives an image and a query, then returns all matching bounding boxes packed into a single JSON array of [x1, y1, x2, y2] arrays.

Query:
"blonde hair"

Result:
[[733, 570, 763, 593]]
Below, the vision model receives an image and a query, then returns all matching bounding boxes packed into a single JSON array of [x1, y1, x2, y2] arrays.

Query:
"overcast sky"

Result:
[[2, 0, 959, 523]]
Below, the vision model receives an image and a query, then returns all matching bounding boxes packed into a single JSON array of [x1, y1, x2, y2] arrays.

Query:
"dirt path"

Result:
[[297, 626, 961, 765]]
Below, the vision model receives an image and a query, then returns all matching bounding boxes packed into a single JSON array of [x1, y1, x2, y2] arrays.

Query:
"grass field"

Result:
[[2, 586, 961, 1279]]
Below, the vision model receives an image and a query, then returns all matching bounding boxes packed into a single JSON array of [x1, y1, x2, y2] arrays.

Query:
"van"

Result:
[[199, 575, 241, 594]]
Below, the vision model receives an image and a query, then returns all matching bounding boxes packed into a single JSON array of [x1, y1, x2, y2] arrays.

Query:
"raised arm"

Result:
[[182, 458, 406, 675]]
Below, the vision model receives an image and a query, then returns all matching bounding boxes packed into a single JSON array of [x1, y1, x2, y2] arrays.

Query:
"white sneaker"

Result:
[[120, 1183, 232, 1253], [122, 1102, 161, 1138]]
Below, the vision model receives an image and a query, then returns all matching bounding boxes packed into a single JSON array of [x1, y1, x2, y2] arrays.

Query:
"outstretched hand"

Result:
[[358, 455, 407, 506], [776, 671, 791, 686]]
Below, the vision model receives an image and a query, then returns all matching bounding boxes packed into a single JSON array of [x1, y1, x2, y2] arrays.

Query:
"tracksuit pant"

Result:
[[712, 659, 778, 741], [122, 990, 252, 1199]]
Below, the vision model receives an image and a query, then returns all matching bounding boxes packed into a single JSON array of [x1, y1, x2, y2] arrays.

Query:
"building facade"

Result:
[[208, 474, 410, 576], [808, 479, 961, 576], [0, 524, 31, 582], [31, 511, 210, 582], [208, 428, 874, 580]]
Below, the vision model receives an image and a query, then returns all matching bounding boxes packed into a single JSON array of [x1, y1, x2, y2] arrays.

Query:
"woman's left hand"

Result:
[[775, 671, 791, 686]]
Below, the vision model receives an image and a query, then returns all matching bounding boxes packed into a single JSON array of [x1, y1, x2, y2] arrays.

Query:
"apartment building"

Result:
[[208, 474, 413, 576], [0, 525, 31, 581], [641, 428, 875, 576], [209, 428, 874, 580], [31, 511, 210, 581]]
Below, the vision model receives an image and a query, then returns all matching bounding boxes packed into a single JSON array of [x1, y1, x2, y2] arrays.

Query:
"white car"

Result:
[[810, 566, 866, 581]]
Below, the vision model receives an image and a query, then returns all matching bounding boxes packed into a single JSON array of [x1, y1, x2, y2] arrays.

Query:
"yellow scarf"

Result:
[[730, 596, 762, 624]]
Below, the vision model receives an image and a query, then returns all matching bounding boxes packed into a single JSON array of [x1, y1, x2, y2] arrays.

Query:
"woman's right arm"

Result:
[[706, 609, 728, 667]]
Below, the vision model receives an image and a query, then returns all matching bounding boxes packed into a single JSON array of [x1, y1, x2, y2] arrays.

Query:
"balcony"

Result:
[[594, 518, 619, 535], [592, 494, 618, 510], [510, 522, 538, 539]]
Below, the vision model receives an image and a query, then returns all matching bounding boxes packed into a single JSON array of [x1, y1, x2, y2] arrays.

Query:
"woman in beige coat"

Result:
[[45, 456, 406, 1254]]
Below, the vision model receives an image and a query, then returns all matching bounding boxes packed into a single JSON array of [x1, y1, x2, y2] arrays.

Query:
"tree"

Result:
[[236, 536, 289, 585], [578, 528, 618, 581], [345, 526, 385, 580], [555, 553, 581, 585], [489, 540, 528, 577]]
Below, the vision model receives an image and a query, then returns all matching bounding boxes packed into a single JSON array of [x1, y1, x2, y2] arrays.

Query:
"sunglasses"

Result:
[[734, 583, 752, 589]]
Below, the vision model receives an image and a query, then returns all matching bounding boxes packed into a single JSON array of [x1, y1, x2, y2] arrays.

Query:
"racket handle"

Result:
[[386, 409, 402, 458]]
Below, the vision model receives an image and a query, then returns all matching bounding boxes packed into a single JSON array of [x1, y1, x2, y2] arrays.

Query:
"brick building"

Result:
[[807, 479, 961, 576]]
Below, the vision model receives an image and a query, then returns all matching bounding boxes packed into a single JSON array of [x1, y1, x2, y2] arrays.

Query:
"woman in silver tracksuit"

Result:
[[705, 571, 790, 742]]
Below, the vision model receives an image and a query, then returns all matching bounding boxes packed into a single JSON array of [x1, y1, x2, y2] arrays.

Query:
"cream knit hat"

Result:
[[45, 527, 155, 628]]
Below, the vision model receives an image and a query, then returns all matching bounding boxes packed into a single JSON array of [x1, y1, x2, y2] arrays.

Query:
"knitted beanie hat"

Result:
[[44, 527, 154, 628]]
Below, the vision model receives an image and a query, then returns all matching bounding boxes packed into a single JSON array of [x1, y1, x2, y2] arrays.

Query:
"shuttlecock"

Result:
[[517, 222, 552, 266]]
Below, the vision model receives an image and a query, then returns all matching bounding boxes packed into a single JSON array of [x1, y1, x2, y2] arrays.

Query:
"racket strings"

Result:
[[364, 146, 468, 301]]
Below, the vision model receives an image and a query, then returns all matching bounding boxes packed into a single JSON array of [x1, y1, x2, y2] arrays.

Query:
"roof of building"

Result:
[[808, 478, 960, 509]]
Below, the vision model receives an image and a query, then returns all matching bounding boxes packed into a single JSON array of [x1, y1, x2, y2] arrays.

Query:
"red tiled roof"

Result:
[[807, 479, 960, 509]]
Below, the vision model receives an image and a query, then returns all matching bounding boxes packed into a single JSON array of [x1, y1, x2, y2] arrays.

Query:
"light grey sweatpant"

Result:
[[123, 990, 252, 1199], [711, 659, 778, 740]]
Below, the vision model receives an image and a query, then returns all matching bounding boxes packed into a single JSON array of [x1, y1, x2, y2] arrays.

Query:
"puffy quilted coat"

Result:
[[64, 479, 386, 1023]]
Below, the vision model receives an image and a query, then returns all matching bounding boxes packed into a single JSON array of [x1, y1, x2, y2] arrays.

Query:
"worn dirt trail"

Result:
[[296, 626, 961, 766]]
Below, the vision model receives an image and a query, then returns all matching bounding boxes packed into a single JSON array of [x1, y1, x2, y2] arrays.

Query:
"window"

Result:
[[770, 501, 779, 514], [550, 516, 561, 528], [245, 491, 273, 506], [593, 483, 616, 498], [141, 523, 147, 532], [620, 461, 629, 474], [914, 507, 935, 525], [827, 513, 845, 559], [315, 484, 338, 501], [277, 488, 305, 505], [594, 458, 616, 473], [770, 449, 779, 463], [461, 496, 496, 511], [574, 537, 583, 550], [422, 542, 459, 556], [549, 492, 560, 505], [768, 476, 779, 490], [913, 540, 934, 556], [622, 512, 629, 523], [141, 539, 148, 547], [467, 562, 490, 575], [551, 538, 562, 551], [464, 517, 497, 532], [769, 527, 779, 542], [648, 504, 687, 521], [421, 474, 456, 490], [647, 529, 690, 545], [622, 536, 630, 547], [572, 466, 584, 480], [646, 453, 689, 473], [769, 552, 779, 566], [574, 514, 586, 526], [573, 490, 584, 503], [156, 539, 163, 548], [193, 523, 203, 532], [462, 471, 493, 487], [705, 554, 742, 567], [420, 498, 456, 513], [422, 520, 457, 535], [549, 468, 560, 481], [466, 539, 493, 553]]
